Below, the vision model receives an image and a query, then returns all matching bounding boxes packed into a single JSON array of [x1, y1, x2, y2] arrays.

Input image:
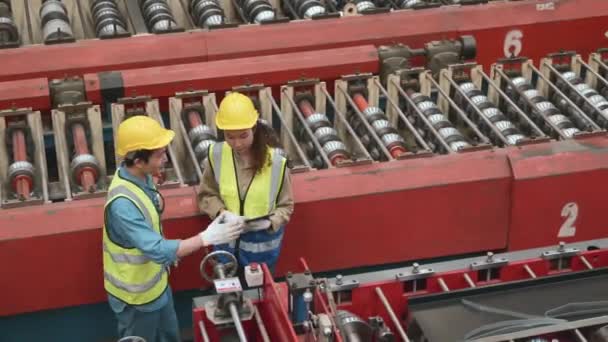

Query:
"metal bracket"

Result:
[[470, 252, 509, 271], [0, 108, 34, 118], [329, 275, 360, 292], [204, 298, 255, 325], [395, 263, 435, 282], [232, 83, 266, 92], [541, 243, 580, 260], [117, 95, 152, 105], [286, 78, 321, 87], [175, 90, 209, 99]]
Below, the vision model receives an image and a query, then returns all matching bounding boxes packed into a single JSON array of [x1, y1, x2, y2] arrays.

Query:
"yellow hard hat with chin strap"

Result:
[[115, 116, 175, 157], [215, 92, 259, 130]]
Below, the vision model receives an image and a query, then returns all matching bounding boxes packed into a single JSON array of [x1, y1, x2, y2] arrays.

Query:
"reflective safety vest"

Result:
[[208, 142, 287, 267], [102, 171, 168, 305]]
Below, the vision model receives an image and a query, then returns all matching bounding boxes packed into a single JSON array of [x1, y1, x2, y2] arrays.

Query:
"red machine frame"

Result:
[[193, 241, 608, 341]]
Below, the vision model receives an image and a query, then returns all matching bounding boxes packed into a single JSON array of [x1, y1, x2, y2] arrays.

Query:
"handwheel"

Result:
[[199, 250, 238, 282]]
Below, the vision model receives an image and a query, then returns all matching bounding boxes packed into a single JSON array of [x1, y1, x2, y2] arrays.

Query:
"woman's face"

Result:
[[225, 128, 254, 154]]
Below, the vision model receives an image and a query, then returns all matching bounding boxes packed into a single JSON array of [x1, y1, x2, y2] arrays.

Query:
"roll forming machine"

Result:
[[0, 0, 608, 325], [193, 239, 608, 342]]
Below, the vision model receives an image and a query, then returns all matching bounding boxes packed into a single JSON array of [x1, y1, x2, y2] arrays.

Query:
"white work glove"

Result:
[[244, 219, 272, 232], [220, 210, 245, 225], [199, 212, 244, 246]]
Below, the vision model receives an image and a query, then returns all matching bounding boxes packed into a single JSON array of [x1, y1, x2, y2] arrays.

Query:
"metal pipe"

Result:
[[282, 88, 333, 168], [437, 277, 450, 292], [373, 78, 432, 151], [478, 69, 547, 138], [198, 321, 211, 342], [529, 63, 600, 130], [391, 79, 454, 153], [216, 265, 247, 342], [523, 264, 537, 279], [177, 113, 204, 181], [463, 273, 476, 288], [320, 84, 374, 161], [265, 89, 312, 169], [543, 62, 608, 125], [339, 87, 395, 160], [254, 306, 271, 342], [574, 328, 589, 342], [425, 73, 491, 144], [374, 287, 410, 342], [580, 255, 594, 270], [494, 68, 569, 139]]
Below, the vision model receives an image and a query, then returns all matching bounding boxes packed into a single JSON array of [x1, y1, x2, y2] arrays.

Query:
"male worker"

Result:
[[103, 115, 244, 342]]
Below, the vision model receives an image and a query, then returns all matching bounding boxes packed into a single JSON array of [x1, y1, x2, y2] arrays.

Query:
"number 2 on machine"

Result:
[[558, 202, 578, 238]]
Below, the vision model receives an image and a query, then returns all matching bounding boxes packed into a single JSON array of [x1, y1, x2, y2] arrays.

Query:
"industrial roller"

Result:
[[507, 76, 581, 138], [7, 127, 34, 201], [408, 91, 471, 152], [284, 0, 326, 19], [347, 92, 407, 160], [39, 0, 74, 43], [138, 0, 178, 33], [296, 98, 349, 167], [0, 0, 19, 46], [234, 0, 275, 23], [456, 81, 527, 145], [555, 71, 608, 127], [183, 106, 217, 165], [90, 0, 129, 38], [67, 120, 101, 194], [190, 0, 225, 28]]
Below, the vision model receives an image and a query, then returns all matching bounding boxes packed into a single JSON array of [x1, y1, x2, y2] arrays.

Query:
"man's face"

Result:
[[224, 128, 254, 155], [135, 147, 167, 176]]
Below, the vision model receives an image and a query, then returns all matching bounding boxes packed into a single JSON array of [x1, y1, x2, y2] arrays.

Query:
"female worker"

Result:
[[197, 92, 294, 274]]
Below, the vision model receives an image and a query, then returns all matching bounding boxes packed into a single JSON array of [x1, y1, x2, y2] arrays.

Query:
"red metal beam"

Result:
[[0, 78, 49, 111], [0, 0, 606, 83], [84, 45, 380, 104], [0, 33, 208, 82]]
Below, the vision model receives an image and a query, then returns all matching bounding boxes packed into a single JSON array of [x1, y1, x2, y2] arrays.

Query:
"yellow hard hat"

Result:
[[215, 92, 259, 130], [115, 116, 175, 157]]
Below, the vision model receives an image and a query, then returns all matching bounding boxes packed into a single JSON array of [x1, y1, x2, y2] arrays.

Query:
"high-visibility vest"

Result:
[[208, 142, 287, 265], [102, 171, 168, 305]]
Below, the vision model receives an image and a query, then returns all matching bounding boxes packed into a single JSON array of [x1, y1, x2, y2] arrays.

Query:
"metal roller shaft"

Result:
[[139, 0, 178, 33], [91, 0, 128, 38], [185, 108, 216, 164], [351, 93, 406, 158], [557, 71, 608, 126], [40, 0, 74, 42], [214, 266, 248, 342], [70, 123, 99, 193], [457, 82, 526, 145], [352, 0, 375, 12], [298, 99, 349, 167], [236, 0, 275, 23], [408, 91, 470, 151], [509, 76, 580, 138], [291, 0, 325, 18], [190, 0, 224, 28], [9, 129, 33, 200], [0, 1, 19, 44]]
